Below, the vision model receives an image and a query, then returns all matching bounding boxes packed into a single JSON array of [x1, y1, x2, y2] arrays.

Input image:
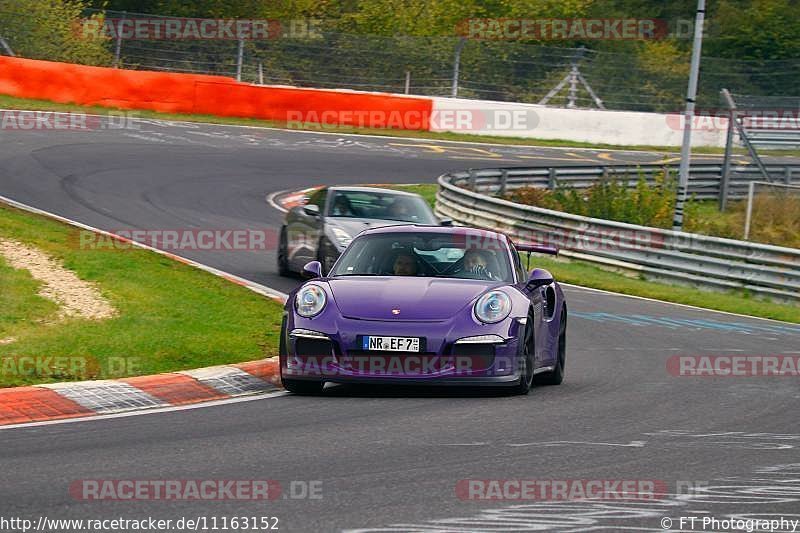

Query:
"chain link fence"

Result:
[[1, 6, 799, 113]]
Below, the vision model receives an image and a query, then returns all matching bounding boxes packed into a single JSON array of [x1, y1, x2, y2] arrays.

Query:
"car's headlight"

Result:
[[474, 291, 512, 323], [295, 284, 327, 317], [330, 227, 352, 248]]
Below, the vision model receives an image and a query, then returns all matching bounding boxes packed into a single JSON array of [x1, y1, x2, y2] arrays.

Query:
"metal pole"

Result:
[[498, 169, 508, 196], [0, 35, 14, 56], [672, 0, 706, 232], [113, 12, 126, 68], [719, 91, 737, 211], [404, 70, 411, 95], [567, 64, 578, 108], [721, 89, 772, 182], [743, 180, 755, 240], [236, 38, 244, 82], [451, 38, 466, 97], [258, 62, 264, 85]]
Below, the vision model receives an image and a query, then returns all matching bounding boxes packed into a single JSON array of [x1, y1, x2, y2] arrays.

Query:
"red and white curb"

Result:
[[266, 186, 323, 213], [0, 193, 290, 427], [0, 360, 280, 426]]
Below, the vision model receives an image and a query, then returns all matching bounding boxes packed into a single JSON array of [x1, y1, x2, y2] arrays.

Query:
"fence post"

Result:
[[719, 91, 737, 211], [0, 35, 14, 56], [785, 167, 793, 185], [404, 71, 411, 95], [258, 62, 264, 85], [548, 168, 557, 190], [743, 180, 755, 240], [236, 38, 244, 82], [468, 169, 477, 191], [451, 38, 466, 97], [112, 12, 126, 68], [498, 169, 508, 196]]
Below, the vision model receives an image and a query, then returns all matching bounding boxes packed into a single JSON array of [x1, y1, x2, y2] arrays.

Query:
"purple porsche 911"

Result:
[[279, 225, 566, 395]]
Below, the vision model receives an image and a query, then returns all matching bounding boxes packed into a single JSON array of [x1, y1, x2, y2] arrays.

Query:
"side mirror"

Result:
[[303, 204, 320, 217], [302, 261, 322, 279], [527, 268, 554, 289], [439, 217, 453, 226]]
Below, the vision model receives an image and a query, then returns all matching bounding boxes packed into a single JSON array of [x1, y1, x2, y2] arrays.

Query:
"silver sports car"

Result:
[[278, 186, 450, 275]]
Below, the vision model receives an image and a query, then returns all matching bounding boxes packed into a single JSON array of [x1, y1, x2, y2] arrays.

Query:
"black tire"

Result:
[[535, 309, 566, 386], [277, 226, 291, 276], [512, 311, 535, 395]]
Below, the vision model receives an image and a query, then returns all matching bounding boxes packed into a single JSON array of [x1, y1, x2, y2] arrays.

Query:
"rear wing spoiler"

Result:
[[516, 243, 559, 255]]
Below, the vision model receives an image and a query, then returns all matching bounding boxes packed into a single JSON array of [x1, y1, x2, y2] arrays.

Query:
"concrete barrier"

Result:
[[430, 96, 728, 147]]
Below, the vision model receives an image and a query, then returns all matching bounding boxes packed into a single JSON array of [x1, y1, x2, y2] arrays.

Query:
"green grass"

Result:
[[528, 255, 799, 324], [0, 261, 59, 340], [3, 93, 788, 155], [387, 183, 799, 323], [0, 203, 284, 387]]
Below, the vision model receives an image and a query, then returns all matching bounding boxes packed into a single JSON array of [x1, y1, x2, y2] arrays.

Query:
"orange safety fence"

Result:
[[0, 56, 433, 130]]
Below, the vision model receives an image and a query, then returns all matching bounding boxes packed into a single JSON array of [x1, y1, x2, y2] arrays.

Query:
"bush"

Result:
[[0, 0, 112, 66], [505, 171, 677, 228]]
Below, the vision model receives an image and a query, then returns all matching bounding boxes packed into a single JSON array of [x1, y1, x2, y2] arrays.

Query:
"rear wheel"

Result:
[[512, 312, 535, 395], [277, 226, 291, 276], [535, 310, 566, 386]]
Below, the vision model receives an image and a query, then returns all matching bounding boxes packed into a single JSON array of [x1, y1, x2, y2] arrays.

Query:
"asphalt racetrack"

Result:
[[1, 117, 798, 532]]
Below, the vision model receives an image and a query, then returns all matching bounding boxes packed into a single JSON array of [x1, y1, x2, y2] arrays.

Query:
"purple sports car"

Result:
[[279, 225, 566, 395]]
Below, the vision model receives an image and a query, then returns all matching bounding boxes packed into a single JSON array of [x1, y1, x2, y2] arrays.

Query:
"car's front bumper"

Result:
[[282, 314, 526, 385]]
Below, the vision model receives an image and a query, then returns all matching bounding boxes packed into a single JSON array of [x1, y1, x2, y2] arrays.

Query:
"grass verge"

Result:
[[0, 202, 284, 387], [1, 93, 785, 155], [387, 183, 799, 323]]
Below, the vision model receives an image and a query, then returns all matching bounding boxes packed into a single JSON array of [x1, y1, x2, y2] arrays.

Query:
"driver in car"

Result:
[[386, 198, 412, 220], [331, 194, 355, 216], [460, 249, 496, 280], [392, 252, 418, 276]]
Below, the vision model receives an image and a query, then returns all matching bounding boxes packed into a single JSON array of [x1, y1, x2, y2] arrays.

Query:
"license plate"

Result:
[[362, 336, 420, 352]]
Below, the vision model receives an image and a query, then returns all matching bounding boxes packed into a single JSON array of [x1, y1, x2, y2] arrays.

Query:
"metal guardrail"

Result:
[[459, 163, 799, 201], [435, 166, 800, 303]]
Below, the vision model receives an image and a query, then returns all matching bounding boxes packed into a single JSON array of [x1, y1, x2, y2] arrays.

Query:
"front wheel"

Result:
[[512, 312, 535, 395], [535, 310, 566, 386]]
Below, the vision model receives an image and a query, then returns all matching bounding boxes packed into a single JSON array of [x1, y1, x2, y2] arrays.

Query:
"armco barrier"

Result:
[[457, 164, 800, 201], [0, 56, 433, 128], [435, 167, 800, 302]]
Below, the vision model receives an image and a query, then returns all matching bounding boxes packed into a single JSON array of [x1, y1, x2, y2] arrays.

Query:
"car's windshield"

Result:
[[327, 190, 437, 224], [330, 232, 514, 282]]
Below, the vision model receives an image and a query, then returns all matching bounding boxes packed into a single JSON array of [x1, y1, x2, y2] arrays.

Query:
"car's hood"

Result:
[[326, 217, 408, 237], [327, 276, 496, 321]]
